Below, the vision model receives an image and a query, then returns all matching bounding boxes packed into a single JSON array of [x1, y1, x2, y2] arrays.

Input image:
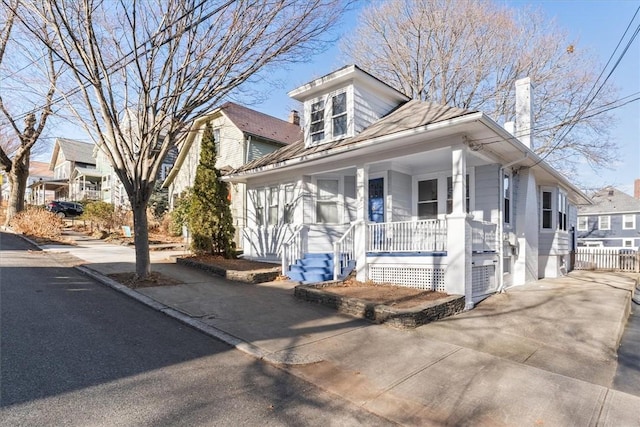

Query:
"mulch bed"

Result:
[[108, 272, 183, 289], [322, 279, 450, 309], [183, 255, 278, 271]]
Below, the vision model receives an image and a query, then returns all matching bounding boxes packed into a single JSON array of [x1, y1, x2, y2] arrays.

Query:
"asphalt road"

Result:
[[0, 232, 389, 426], [613, 292, 640, 397]]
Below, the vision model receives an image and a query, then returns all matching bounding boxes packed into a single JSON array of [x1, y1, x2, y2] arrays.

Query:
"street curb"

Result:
[[7, 230, 319, 366], [74, 265, 319, 366]]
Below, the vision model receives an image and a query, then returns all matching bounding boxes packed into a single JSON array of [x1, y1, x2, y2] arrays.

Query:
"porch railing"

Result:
[[470, 220, 498, 253], [333, 220, 361, 280], [367, 219, 446, 252], [280, 224, 307, 274]]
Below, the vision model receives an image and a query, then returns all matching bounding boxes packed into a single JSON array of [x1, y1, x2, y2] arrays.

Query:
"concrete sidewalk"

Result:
[[38, 232, 640, 426]]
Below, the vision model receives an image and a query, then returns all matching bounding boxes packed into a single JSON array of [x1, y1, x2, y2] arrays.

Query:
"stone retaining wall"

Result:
[[177, 258, 281, 284], [294, 283, 465, 328]]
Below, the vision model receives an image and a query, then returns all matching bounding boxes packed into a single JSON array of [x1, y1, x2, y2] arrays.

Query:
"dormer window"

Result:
[[310, 100, 325, 143], [332, 93, 347, 137]]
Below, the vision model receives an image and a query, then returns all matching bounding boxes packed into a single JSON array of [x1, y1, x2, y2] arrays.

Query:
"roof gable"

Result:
[[220, 102, 301, 145], [579, 187, 640, 214], [49, 138, 95, 169]]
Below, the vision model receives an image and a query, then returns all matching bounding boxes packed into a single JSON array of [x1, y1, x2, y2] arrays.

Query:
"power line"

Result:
[[1, 0, 234, 122], [532, 6, 640, 165]]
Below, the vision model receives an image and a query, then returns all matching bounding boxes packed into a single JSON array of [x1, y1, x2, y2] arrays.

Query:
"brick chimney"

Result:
[[288, 110, 300, 126], [634, 178, 640, 199], [515, 78, 533, 149]]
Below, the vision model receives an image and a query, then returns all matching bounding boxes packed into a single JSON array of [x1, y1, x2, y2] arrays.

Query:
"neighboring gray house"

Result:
[[224, 65, 590, 308], [577, 184, 640, 249], [164, 101, 302, 248]]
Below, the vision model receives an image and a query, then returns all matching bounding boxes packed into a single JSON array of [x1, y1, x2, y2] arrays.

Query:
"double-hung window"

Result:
[[268, 186, 279, 226], [331, 93, 347, 138], [316, 179, 339, 223], [577, 217, 588, 231], [213, 128, 221, 156], [557, 192, 567, 231], [417, 179, 438, 219], [284, 184, 295, 224], [310, 101, 325, 143], [541, 190, 553, 229], [623, 214, 636, 230], [446, 175, 470, 214], [598, 216, 610, 230], [254, 189, 265, 227], [503, 174, 511, 225]]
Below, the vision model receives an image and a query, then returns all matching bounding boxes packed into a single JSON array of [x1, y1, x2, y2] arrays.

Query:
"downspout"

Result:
[[497, 153, 528, 293]]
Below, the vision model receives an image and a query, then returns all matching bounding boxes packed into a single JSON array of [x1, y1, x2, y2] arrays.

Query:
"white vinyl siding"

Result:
[[473, 164, 500, 224], [623, 214, 636, 230], [388, 170, 412, 222], [353, 84, 402, 134]]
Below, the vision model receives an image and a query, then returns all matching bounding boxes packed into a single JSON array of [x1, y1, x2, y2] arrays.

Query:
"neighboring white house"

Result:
[[164, 101, 301, 248], [223, 65, 590, 308]]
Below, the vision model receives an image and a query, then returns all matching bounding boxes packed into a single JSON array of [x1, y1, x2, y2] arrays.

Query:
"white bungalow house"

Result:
[[223, 65, 590, 308], [164, 102, 301, 248]]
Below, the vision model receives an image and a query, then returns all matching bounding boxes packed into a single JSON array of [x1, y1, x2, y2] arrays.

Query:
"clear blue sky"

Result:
[[49, 1, 640, 194]]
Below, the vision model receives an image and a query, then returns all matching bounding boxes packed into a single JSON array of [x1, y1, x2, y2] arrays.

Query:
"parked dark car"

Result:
[[46, 201, 84, 218]]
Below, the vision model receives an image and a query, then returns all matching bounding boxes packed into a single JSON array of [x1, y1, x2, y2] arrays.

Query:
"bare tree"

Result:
[[341, 0, 618, 174], [22, 0, 348, 278], [0, 0, 58, 225]]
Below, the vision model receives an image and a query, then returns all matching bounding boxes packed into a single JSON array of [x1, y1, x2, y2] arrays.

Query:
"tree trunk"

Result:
[[132, 200, 151, 279], [4, 154, 29, 226]]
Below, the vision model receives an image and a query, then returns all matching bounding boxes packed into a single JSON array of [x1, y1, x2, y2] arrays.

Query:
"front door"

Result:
[[368, 177, 384, 223]]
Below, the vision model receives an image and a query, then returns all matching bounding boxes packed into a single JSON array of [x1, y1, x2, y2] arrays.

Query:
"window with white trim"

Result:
[[268, 186, 279, 226], [503, 174, 511, 225], [446, 175, 470, 214], [417, 179, 438, 219], [284, 184, 295, 224], [598, 215, 610, 230], [623, 214, 636, 230], [557, 192, 567, 231], [254, 188, 265, 227], [316, 179, 339, 223], [331, 93, 347, 138], [541, 190, 553, 229], [310, 100, 325, 143], [623, 239, 633, 248], [577, 216, 588, 231], [213, 128, 221, 155]]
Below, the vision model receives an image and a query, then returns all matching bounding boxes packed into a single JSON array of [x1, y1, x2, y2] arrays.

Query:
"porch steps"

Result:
[[286, 253, 354, 284]]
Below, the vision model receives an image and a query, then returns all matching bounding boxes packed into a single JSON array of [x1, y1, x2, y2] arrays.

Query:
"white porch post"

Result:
[[445, 144, 473, 308], [355, 164, 369, 281]]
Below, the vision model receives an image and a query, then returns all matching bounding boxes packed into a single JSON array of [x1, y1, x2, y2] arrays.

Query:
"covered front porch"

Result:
[[243, 141, 504, 307]]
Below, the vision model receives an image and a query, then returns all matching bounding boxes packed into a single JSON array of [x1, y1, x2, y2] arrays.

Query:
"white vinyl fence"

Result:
[[574, 247, 640, 273]]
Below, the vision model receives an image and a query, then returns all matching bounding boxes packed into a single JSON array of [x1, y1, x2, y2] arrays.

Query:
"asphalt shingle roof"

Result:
[[57, 138, 95, 165], [578, 187, 640, 214], [230, 100, 473, 174], [220, 102, 302, 145]]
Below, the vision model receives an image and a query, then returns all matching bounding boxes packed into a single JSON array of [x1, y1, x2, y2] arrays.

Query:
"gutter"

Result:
[[497, 154, 529, 294]]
